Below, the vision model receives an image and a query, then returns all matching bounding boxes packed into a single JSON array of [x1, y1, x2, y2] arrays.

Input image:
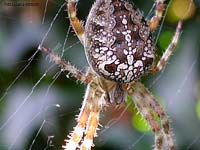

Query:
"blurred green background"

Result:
[[0, 0, 200, 150]]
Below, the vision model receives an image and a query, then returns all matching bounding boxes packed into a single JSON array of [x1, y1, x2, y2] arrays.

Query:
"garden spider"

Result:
[[40, 0, 182, 149]]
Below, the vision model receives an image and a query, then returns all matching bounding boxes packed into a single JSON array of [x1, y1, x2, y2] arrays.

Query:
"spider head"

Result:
[[85, 0, 155, 83]]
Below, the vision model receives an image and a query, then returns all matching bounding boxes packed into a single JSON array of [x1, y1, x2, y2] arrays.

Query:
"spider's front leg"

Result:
[[63, 79, 106, 150], [125, 81, 175, 150], [150, 20, 183, 73], [125, 82, 163, 150]]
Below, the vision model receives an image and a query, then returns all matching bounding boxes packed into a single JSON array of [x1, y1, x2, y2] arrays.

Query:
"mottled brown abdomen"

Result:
[[85, 0, 155, 83]]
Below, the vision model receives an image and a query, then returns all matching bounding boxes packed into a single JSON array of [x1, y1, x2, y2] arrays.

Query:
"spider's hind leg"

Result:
[[149, 0, 166, 31], [150, 20, 182, 73], [67, 0, 85, 44]]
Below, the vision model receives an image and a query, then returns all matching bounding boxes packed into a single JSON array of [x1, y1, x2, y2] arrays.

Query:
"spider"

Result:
[[39, 0, 182, 149]]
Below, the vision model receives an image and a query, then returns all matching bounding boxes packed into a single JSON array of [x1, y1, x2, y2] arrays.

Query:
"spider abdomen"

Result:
[[85, 0, 155, 83]]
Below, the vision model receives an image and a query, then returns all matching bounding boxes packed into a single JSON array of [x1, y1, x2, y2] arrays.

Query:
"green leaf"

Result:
[[196, 100, 200, 120], [127, 96, 151, 133], [131, 111, 150, 133], [158, 31, 174, 52]]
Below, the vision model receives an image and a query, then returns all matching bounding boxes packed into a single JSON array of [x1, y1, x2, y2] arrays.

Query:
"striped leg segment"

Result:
[[141, 108, 163, 150], [125, 81, 175, 150], [80, 82, 104, 150], [39, 46, 93, 83], [63, 80, 105, 150], [126, 82, 164, 150], [80, 110, 100, 150], [150, 20, 183, 73], [67, 0, 85, 44], [149, 0, 166, 31], [134, 100, 163, 150], [63, 107, 89, 150], [62, 84, 93, 150], [142, 86, 175, 150]]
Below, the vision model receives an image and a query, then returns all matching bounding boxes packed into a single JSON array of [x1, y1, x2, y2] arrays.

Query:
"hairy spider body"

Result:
[[40, 0, 183, 149], [85, 0, 154, 83]]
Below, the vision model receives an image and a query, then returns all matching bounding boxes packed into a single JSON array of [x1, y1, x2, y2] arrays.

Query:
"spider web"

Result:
[[0, 0, 199, 150]]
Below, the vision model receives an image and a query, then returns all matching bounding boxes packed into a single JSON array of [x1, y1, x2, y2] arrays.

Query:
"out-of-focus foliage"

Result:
[[166, 0, 196, 22], [158, 31, 174, 52], [131, 111, 150, 133], [196, 100, 200, 120]]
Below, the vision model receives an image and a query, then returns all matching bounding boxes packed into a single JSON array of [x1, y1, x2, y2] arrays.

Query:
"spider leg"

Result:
[[39, 46, 93, 83], [80, 105, 100, 150], [80, 82, 106, 150], [63, 79, 105, 150], [133, 82, 175, 150], [67, 0, 85, 44], [136, 104, 163, 150], [150, 20, 182, 73], [62, 83, 94, 150], [81, 110, 100, 150], [63, 104, 89, 150], [149, 0, 166, 31], [125, 82, 164, 150], [125, 81, 175, 150]]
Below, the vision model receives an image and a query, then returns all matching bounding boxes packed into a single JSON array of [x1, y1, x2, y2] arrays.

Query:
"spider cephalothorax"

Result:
[[85, 0, 154, 83], [40, 0, 182, 150]]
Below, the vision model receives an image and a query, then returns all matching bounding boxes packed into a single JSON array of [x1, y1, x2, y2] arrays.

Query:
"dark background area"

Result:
[[0, 0, 200, 150]]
